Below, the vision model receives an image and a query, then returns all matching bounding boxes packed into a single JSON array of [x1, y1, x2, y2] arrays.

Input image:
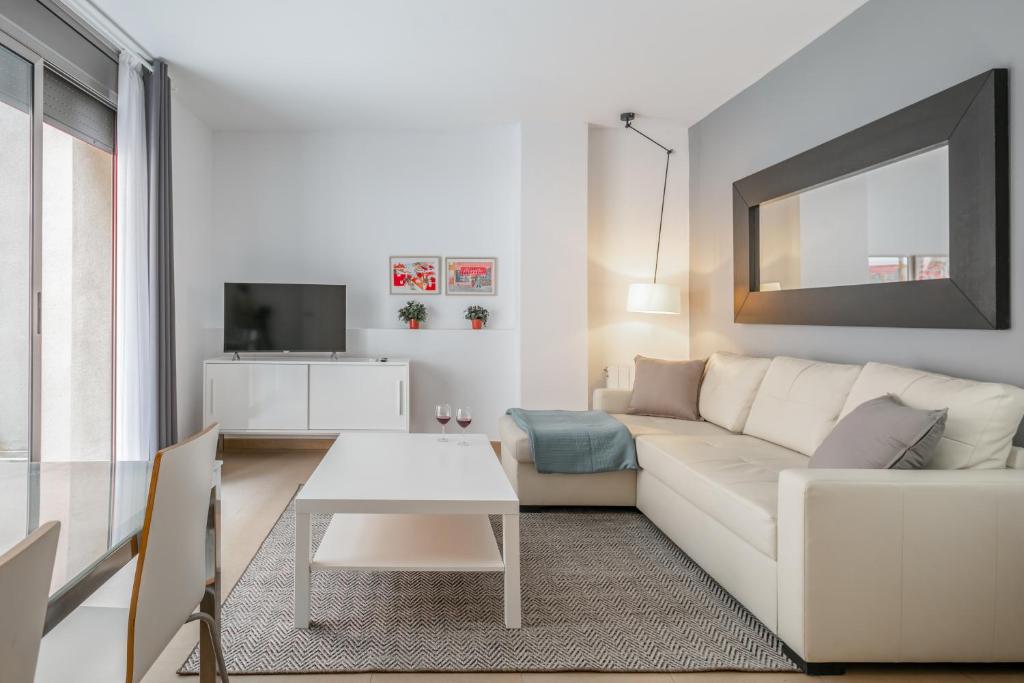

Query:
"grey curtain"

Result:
[[147, 58, 177, 448]]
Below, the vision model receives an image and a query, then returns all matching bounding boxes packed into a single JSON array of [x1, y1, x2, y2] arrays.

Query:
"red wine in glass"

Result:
[[435, 404, 451, 442], [456, 407, 472, 446]]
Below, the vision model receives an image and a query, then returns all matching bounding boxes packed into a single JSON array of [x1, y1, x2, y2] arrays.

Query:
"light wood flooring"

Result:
[[141, 447, 1024, 683]]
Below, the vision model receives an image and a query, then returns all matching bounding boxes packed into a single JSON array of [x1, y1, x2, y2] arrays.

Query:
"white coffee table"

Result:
[[294, 432, 521, 629]]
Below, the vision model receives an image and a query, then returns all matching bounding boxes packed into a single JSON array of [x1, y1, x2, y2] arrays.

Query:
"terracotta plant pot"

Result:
[[471, 319, 483, 330], [408, 320, 420, 329]]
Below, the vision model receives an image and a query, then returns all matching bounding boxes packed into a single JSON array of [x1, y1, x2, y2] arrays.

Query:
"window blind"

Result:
[[43, 67, 113, 152], [0, 41, 31, 112]]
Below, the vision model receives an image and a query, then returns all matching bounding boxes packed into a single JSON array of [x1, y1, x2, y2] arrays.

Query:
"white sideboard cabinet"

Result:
[[203, 357, 410, 435]]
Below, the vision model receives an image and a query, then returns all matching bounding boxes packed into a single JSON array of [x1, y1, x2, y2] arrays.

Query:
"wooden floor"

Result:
[[142, 447, 1023, 683]]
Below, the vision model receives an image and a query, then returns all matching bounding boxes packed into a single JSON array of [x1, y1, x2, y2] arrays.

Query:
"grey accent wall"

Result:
[[689, 0, 1024, 389]]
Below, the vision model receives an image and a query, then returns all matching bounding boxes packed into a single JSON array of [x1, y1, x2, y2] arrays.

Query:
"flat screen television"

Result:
[[224, 283, 346, 353]]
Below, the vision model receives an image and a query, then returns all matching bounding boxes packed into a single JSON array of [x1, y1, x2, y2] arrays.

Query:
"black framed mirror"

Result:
[[733, 69, 1008, 329]]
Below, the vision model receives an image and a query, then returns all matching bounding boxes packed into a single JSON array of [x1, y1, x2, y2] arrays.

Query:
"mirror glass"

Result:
[[757, 145, 949, 291]]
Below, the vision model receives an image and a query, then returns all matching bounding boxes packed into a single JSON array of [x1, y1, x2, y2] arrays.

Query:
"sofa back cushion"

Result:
[[698, 352, 771, 432], [839, 362, 1024, 469], [743, 356, 863, 456]]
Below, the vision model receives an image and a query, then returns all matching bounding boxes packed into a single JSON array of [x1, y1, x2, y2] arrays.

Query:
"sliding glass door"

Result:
[[0, 34, 115, 465], [40, 69, 115, 462], [0, 42, 34, 463]]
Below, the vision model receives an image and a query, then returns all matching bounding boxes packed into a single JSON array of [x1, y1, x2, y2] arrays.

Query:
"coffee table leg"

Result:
[[503, 512, 521, 628], [295, 510, 311, 628]]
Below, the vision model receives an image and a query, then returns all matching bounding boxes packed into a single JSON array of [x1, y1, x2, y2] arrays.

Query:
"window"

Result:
[[914, 255, 949, 280], [868, 256, 949, 284], [0, 37, 115, 464], [867, 256, 908, 283], [40, 69, 114, 462], [0, 42, 32, 462]]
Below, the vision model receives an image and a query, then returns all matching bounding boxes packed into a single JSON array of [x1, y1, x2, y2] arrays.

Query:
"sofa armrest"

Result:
[[777, 467, 1024, 664], [593, 388, 632, 413]]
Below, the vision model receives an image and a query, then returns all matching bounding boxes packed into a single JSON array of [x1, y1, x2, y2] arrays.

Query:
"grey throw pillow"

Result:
[[627, 356, 704, 421], [809, 394, 947, 470]]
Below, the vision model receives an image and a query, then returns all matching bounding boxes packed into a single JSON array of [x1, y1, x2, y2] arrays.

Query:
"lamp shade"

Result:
[[627, 283, 681, 314]]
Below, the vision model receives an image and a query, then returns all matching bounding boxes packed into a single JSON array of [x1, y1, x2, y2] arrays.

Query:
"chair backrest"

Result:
[[0, 520, 60, 683], [127, 423, 219, 683]]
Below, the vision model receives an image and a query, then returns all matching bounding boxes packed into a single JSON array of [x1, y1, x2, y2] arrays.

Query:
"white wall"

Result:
[[209, 126, 521, 437], [172, 89, 218, 438], [798, 175, 870, 288], [587, 124, 689, 399], [519, 122, 589, 410], [758, 195, 801, 290], [867, 146, 948, 256], [173, 115, 685, 434]]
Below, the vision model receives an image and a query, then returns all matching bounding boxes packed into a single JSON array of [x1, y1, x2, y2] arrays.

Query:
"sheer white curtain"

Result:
[[115, 52, 156, 461]]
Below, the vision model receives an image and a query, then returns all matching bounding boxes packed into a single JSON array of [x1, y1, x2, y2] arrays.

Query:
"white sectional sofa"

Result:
[[498, 352, 1024, 671]]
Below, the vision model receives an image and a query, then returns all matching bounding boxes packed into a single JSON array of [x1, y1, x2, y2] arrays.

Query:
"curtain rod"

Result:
[[56, 0, 154, 71]]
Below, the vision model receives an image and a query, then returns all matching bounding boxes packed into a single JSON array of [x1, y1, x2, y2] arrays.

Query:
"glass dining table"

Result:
[[0, 458, 223, 682]]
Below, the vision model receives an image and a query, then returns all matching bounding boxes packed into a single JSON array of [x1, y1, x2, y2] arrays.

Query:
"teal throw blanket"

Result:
[[506, 408, 637, 474]]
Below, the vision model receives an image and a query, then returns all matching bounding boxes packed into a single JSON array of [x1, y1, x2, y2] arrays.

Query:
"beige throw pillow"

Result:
[[627, 356, 704, 421]]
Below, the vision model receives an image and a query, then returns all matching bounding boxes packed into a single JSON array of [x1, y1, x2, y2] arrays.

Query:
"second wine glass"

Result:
[[435, 403, 451, 442], [456, 407, 472, 446]]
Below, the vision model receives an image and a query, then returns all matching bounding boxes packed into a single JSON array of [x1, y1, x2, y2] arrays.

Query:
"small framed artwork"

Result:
[[446, 257, 497, 295], [390, 256, 441, 294]]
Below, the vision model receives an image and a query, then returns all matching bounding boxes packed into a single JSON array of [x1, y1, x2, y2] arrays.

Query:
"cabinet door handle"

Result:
[[209, 379, 214, 416], [396, 380, 403, 416]]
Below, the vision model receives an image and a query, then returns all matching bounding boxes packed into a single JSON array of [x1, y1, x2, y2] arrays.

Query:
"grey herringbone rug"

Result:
[[180, 500, 798, 674]]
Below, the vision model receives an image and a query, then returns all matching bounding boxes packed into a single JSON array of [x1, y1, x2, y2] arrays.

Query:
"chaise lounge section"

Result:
[[500, 351, 1024, 670]]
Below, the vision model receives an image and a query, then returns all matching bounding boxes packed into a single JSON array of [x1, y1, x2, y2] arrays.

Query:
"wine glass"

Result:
[[456, 407, 472, 446], [435, 403, 451, 442]]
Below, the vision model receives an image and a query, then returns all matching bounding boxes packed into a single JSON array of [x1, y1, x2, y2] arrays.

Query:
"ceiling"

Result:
[[88, 0, 866, 131]]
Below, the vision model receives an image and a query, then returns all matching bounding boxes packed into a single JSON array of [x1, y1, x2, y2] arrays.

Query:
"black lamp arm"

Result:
[[621, 113, 674, 284]]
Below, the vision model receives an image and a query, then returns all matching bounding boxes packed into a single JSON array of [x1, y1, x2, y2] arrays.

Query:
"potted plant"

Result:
[[398, 300, 427, 329], [465, 305, 489, 330]]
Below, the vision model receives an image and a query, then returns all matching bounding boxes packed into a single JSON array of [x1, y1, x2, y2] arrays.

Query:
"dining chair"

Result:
[[35, 423, 227, 682], [0, 520, 60, 683]]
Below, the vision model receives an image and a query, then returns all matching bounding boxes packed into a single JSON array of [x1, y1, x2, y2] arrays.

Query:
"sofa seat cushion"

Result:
[[839, 362, 1024, 470], [743, 356, 863, 456], [614, 414, 732, 439], [500, 414, 731, 464], [636, 434, 808, 558]]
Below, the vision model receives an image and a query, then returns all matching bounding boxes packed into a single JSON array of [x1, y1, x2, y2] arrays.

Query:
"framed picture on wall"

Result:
[[390, 256, 441, 294], [445, 257, 497, 295]]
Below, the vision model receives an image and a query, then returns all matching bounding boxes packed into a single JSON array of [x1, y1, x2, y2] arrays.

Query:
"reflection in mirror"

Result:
[[757, 145, 949, 291]]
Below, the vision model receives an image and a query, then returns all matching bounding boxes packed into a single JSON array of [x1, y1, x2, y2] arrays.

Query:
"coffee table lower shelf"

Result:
[[295, 510, 521, 629], [312, 513, 505, 572]]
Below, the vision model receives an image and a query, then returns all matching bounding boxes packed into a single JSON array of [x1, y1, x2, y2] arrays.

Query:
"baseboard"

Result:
[[781, 643, 846, 676]]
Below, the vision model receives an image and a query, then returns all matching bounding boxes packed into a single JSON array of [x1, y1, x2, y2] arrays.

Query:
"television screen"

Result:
[[224, 283, 346, 352]]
